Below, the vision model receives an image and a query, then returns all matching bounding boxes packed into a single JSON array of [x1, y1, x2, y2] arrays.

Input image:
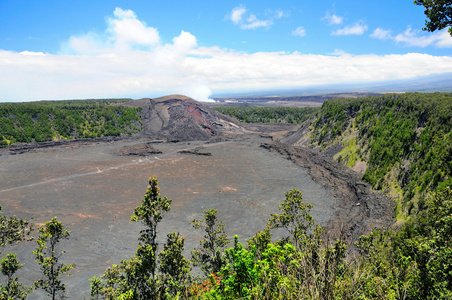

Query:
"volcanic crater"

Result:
[[0, 95, 393, 299]]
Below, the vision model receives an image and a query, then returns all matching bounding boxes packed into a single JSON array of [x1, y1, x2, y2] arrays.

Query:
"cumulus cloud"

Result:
[[108, 8, 160, 51], [370, 26, 452, 48], [292, 27, 306, 37], [227, 5, 281, 30], [62, 32, 105, 55], [1, 8, 452, 102], [230, 6, 246, 24], [332, 21, 368, 36], [322, 12, 343, 25], [370, 28, 393, 40], [61, 7, 160, 54], [242, 14, 273, 30], [394, 26, 452, 48]]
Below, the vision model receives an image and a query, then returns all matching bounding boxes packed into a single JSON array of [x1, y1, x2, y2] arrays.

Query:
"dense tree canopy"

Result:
[[414, 0, 452, 35], [0, 99, 141, 145], [215, 106, 319, 125], [311, 93, 452, 217]]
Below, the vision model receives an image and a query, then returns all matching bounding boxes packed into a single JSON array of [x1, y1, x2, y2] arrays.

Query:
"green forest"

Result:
[[0, 99, 141, 145], [214, 106, 320, 125], [309, 92, 452, 219]]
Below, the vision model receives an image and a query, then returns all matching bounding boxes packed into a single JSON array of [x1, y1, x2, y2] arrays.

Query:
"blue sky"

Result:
[[1, 0, 451, 101]]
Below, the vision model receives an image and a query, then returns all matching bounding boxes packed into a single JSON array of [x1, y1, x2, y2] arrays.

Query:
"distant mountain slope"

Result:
[[212, 92, 382, 106], [122, 95, 243, 141], [213, 72, 452, 98]]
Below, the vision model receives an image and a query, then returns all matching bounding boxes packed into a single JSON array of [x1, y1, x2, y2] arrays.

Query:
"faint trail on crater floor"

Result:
[[1, 158, 154, 193], [0, 141, 232, 194]]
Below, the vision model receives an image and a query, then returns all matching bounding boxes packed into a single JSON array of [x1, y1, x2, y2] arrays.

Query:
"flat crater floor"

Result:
[[0, 134, 337, 299]]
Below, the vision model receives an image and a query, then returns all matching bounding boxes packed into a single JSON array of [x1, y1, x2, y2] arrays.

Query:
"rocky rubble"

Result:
[[260, 142, 394, 243], [122, 95, 244, 141], [116, 143, 163, 156]]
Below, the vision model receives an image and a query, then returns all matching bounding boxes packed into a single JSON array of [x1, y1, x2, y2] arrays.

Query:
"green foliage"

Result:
[[91, 245, 160, 299], [268, 189, 315, 250], [336, 184, 452, 299], [199, 189, 347, 300], [33, 217, 75, 300], [0, 99, 140, 145], [131, 175, 172, 280], [414, 0, 452, 36], [215, 106, 319, 124], [311, 93, 452, 216], [0, 206, 33, 299], [191, 209, 229, 277], [246, 227, 272, 259], [158, 232, 191, 297], [392, 185, 452, 298], [0, 205, 33, 248], [0, 253, 32, 299], [91, 176, 192, 300]]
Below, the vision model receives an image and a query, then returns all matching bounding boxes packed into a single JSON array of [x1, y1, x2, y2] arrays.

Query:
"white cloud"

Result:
[[108, 7, 160, 51], [230, 6, 246, 24], [332, 21, 368, 36], [228, 6, 278, 30], [370, 26, 452, 48], [61, 32, 105, 55], [242, 14, 273, 30], [292, 27, 306, 37], [19, 51, 46, 56], [1, 8, 452, 102], [394, 26, 452, 48], [435, 30, 452, 47], [113, 7, 135, 19], [61, 7, 160, 55], [180, 79, 214, 102], [322, 12, 343, 25], [370, 28, 393, 40], [274, 10, 286, 19], [330, 49, 349, 56], [172, 31, 197, 50]]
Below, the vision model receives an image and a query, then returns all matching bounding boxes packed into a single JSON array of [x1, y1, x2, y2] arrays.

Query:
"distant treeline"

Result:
[[310, 92, 452, 217], [0, 99, 141, 145], [214, 106, 320, 124]]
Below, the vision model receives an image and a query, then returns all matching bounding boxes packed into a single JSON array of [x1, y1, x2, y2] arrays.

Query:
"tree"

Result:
[[0, 205, 33, 247], [158, 232, 191, 297], [191, 209, 229, 276], [268, 189, 315, 250], [0, 205, 34, 299], [0, 253, 32, 299], [90, 176, 172, 300], [130, 175, 172, 294], [131, 176, 172, 253], [33, 217, 75, 300], [414, 0, 452, 36]]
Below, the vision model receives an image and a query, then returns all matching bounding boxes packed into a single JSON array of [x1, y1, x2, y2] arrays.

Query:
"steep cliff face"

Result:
[[122, 95, 243, 141], [281, 93, 452, 219]]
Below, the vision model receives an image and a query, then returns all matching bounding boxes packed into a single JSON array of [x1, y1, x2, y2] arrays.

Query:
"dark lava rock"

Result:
[[178, 147, 212, 156], [122, 95, 244, 141], [116, 143, 163, 156], [261, 141, 394, 244]]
